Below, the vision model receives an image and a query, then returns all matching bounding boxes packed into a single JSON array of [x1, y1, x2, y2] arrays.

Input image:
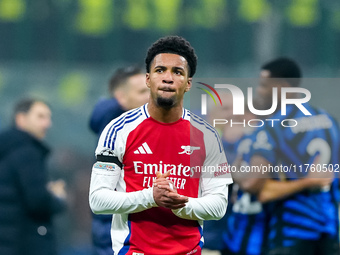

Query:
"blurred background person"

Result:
[[221, 108, 268, 255], [89, 65, 149, 255], [205, 92, 262, 255], [230, 58, 339, 255], [89, 65, 149, 135], [0, 98, 67, 255]]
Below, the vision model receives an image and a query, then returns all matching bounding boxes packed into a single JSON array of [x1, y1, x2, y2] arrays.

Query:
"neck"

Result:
[[147, 100, 183, 123]]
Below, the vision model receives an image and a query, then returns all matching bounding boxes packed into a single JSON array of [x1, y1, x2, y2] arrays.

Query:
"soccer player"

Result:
[[222, 58, 338, 255], [246, 58, 340, 255], [221, 110, 268, 255], [89, 36, 232, 254]]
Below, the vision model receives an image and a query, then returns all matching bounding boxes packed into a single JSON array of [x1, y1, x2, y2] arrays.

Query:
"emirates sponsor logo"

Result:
[[133, 161, 192, 177]]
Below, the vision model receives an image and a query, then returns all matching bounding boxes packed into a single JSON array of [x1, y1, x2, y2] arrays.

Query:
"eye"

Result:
[[156, 69, 163, 73], [174, 69, 184, 75]]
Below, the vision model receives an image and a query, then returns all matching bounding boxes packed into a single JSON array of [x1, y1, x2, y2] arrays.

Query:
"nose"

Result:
[[162, 70, 174, 84]]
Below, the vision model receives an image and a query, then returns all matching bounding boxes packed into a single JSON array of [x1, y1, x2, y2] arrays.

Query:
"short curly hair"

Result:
[[261, 57, 302, 87], [145, 36, 198, 77]]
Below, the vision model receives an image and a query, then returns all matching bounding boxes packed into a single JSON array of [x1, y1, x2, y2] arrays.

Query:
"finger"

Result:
[[167, 193, 189, 203], [153, 178, 168, 186], [154, 179, 171, 185], [154, 193, 175, 207], [156, 170, 171, 179], [155, 180, 176, 191], [162, 170, 171, 178], [155, 189, 187, 203], [168, 203, 187, 210], [159, 196, 186, 207], [154, 179, 167, 188], [160, 181, 175, 191], [172, 197, 189, 204], [156, 184, 173, 192], [160, 198, 187, 207], [154, 179, 175, 191], [157, 182, 178, 192], [156, 171, 162, 178], [162, 203, 187, 210]]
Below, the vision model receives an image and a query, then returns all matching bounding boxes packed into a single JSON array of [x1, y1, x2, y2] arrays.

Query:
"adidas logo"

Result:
[[134, 142, 153, 154]]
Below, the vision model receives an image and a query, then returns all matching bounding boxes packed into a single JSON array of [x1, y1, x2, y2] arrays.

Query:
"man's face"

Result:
[[146, 53, 191, 109], [17, 102, 52, 140], [124, 74, 149, 110]]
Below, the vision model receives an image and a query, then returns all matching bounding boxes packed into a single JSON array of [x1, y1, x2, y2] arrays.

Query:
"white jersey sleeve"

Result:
[[89, 161, 156, 214], [89, 108, 157, 215]]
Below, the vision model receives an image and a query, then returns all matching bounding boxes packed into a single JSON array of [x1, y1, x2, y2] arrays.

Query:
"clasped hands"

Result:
[[153, 171, 188, 210]]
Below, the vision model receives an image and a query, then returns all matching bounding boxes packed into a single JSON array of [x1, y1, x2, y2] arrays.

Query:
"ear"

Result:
[[114, 90, 128, 110], [15, 113, 26, 129], [146, 73, 150, 88], [185, 78, 192, 92]]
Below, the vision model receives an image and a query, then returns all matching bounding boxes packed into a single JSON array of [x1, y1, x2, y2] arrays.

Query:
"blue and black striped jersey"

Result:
[[223, 134, 267, 255], [251, 103, 340, 249]]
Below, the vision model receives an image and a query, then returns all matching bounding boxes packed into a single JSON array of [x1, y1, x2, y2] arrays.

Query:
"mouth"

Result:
[[158, 87, 175, 93], [159, 87, 175, 93]]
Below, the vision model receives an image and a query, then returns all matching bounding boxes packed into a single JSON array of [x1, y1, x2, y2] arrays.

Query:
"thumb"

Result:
[[156, 171, 162, 178], [156, 170, 171, 179]]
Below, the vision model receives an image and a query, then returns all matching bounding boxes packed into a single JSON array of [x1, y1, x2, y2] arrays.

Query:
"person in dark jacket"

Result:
[[0, 98, 66, 255], [89, 65, 149, 255], [89, 65, 149, 135]]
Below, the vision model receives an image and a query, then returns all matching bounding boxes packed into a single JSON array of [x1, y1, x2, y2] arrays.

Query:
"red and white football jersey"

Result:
[[90, 104, 232, 255]]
